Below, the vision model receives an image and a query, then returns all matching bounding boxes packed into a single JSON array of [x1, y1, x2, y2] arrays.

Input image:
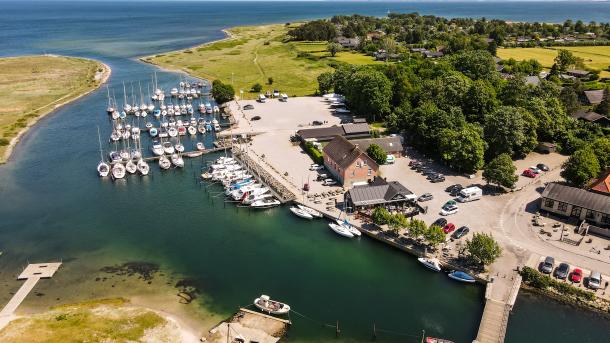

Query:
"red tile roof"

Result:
[[590, 168, 610, 195]]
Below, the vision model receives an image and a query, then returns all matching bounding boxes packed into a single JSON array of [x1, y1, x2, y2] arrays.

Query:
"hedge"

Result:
[[520, 266, 595, 301], [304, 142, 323, 164]]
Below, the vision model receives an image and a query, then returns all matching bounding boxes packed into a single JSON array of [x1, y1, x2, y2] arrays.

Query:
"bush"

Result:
[[520, 267, 595, 301], [0, 138, 9, 146], [251, 83, 263, 93], [303, 142, 323, 164]]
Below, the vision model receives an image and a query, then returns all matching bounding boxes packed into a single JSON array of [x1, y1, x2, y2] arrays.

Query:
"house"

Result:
[[366, 30, 385, 40], [584, 89, 604, 105], [410, 48, 427, 53], [322, 136, 379, 186], [566, 69, 590, 78], [337, 36, 360, 49], [296, 126, 344, 142], [343, 176, 415, 213], [351, 136, 405, 157], [352, 117, 367, 124], [571, 109, 610, 127], [540, 183, 610, 228], [589, 168, 610, 196], [423, 50, 444, 58], [342, 123, 371, 139]]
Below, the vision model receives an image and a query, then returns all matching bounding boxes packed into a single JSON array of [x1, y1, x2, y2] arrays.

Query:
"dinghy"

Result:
[[448, 271, 476, 283], [328, 223, 354, 238], [254, 295, 290, 315], [417, 257, 442, 272]]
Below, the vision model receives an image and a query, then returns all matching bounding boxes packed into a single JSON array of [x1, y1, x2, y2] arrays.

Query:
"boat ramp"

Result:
[[201, 308, 290, 343]]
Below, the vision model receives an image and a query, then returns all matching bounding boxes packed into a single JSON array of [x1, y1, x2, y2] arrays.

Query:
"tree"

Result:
[[211, 80, 235, 104], [317, 72, 334, 95], [424, 225, 446, 249], [387, 213, 409, 234], [327, 42, 341, 57], [591, 137, 610, 168], [268, 77, 274, 85], [366, 144, 387, 165], [466, 233, 502, 266], [450, 50, 496, 81], [372, 207, 391, 225], [288, 20, 337, 41], [484, 106, 537, 158], [438, 123, 486, 173], [344, 68, 392, 121], [559, 85, 580, 116], [483, 153, 518, 189], [487, 41, 497, 56], [554, 49, 576, 72], [251, 83, 263, 93], [407, 219, 427, 239], [463, 80, 498, 123], [561, 147, 601, 187]]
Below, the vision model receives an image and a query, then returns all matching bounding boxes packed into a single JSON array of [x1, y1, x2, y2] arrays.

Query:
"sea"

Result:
[[0, 1, 608, 342]]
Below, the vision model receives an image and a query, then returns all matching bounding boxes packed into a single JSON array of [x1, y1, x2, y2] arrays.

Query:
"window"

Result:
[[544, 198, 555, 208], [351, 169, 355, 177], [367, 168, 372, 176], [586, 210, 596, 220], [571, 207, 581, 218], [601, 214, 610, 224], [363, 159, 367, 166], [557, 202, 568, 212]]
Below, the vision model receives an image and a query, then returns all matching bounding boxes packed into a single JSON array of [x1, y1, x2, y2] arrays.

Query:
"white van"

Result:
[[258, 94, 266, 103], [457, 186, 482, 202]]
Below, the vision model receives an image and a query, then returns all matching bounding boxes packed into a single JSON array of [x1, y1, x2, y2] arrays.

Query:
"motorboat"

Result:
[[188, 126, 197, 135], [109, 151, 121, 162], [296, 204, 322, 218], [112, 163, 126, 179], [214, 123, 221, 132], [125, 160, 137, 174], [448, 270, 476, 283], [159, 155, 171, 170], [97, 161, 109, 177], [251, 198, 281, 209], [184, 151, 203, 158], [149, 127, 158, 137], [152, 141, 164, 156], [175, 143, 185, 153], [254, 295, 290, 315], [177, 126, 187, 136], [137, 159, 150, 176], [163, 141, 175, 154], [290, 207, 314, 220], [168, 127, 178, 137], [417, 257, 442, 272], [242, 193, 273, 205], [336, 218, 361, 237], [425, 337, 455, 343], [196, 142, 205, 151], [328, 223, 354, 238], [171, 153, 184, 168]]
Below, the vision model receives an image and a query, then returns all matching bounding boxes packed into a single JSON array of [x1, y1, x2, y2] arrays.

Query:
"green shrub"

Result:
[[372, 207, 391, 225], [303, 142, 323, 164], [520, 267, 595, 301], [0, 138, 9, 146]]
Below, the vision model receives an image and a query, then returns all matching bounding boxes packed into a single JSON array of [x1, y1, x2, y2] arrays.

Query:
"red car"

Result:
[[522, 169, 537, 178], [443, 223, 456, 234], [570, 268, 583, 283]]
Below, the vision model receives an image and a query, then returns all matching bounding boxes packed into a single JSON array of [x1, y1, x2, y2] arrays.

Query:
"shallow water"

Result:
[[0, 1, 608, 342]]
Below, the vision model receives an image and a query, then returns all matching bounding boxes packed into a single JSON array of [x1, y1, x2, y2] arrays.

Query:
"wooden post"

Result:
[[336, 320, 340, 338], [372, 323, 377, 340]]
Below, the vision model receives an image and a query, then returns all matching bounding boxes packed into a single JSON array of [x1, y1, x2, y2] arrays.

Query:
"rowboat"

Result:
[[417, 257, 442, 272], [328, 223, 354, 238], [254, 295, 290, 315], [448, 270, 476, 283]]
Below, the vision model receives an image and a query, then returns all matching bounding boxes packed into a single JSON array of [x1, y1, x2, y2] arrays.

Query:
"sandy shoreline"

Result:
[[0, 57, 111, 164]]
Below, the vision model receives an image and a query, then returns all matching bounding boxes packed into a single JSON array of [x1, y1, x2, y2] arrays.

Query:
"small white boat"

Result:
[[188, 126, 197, 135], [242, 193, 273, 205], [254, 295, 290, 315], [290, 207, 314, 220], [417, 257, 442, 272], [168, 127, 178, 137], [336, 219, 361, 237], [163, 141, 175, 155], [175, 143, 185, 153], [125, 160, 137, 174], [196, 142, 205, 151], [97, 161, 109, 177], [137, 159, 150, 176], [171, 153, 184, 168], [184, 151, 204, 158], [112, 163, 126, 179], [297, 204, 322, 218], [159, 155, 171, 170], [152, 142, 164, 156], [328, 223, 354, 238], [251, 198, 281, 209], [149, 127, 158, 137], [197, 125, 206, 134]]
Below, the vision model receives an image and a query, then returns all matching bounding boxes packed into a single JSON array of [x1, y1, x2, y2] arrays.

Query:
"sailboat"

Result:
[[297, 204, 322, 218], [125, 160, 137, 174], [112, 163, 126, 179], [159, 155, 171, 170], [290, 207, 314, 220], [96, 127, 109, 177], [171, 153, 184, 168], [328, 223, 354, 238], [188, 125, 197, 135], [137, 159, 150, 176], [151, 140, 164, 156], [162, 141, 175, 154]]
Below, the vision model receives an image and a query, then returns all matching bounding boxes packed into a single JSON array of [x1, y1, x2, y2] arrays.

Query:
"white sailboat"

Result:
[[196, 142, 205, 151], [251, 198, 281, 209], [137, 159, 150, 176], [112, 163, 126, 179], [162, 141, 175, 155], [297, 204, 323, 218], [159, 155, 171, 170], [171, 153, 184, 167], [289, 207, 314, 220], [188, 126, 197, 135], [96, 127, 109, 177], [328, 223, 354, 238], [336, 218, 361, 237], [125, 160, 137, 174]]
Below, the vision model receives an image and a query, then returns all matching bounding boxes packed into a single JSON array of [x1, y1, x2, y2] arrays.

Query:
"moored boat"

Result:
[[125, 160, 137, 174], [253, 295, 290, 315], [290, 207, 314, 220], [137, 159, 150, 176], [159, 155, 171, 170], [171, 153, 184, 168], [297, 204, 322, 218], [251, 198, 281, 209], [328, 223, 354, 238], [112, 163, 126, 179], [448, 270, 476, 283], [417, 257, 442, 272], [336, 218, 361, 237], [97, 162, 109, 177]]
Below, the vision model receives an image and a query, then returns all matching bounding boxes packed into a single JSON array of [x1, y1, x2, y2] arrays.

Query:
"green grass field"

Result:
[[0, 55, 105, 161], [497, 46, 610, 78], [144, 24, 379, 99]]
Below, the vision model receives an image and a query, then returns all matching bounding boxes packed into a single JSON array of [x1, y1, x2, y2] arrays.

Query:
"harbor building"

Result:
[[322, 135, 379, 186]]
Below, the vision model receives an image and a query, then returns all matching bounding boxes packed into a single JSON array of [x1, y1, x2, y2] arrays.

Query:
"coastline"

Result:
[[0, 57, 111, 164]]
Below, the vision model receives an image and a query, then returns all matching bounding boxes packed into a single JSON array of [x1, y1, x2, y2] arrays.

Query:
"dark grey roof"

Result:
[[525, 76, 541, 86], [541, 183, 610, 214], [567, 69, 590, 77], [342, 123, 370, 135], [351, 136, 404, 153], [571, 109, 608, 122], [296, 126, 344, 140], [584, 90, 604, 105], [348, 178, 412, 206], [352, 117, 367, 124], [323, 136, 366, 169]]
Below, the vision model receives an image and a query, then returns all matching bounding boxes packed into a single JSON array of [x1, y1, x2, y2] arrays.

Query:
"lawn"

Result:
[[0, 55, 104, 161], [143, 24, 380, 99], [497, 46, 610, 78]]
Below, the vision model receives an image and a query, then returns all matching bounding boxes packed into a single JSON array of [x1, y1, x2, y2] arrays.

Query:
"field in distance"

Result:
[[497, 46, 610, 78], [143, 23, 379, 99]]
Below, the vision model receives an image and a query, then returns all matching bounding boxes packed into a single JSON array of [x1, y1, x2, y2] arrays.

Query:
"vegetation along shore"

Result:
[[0, 55, 110, 163]]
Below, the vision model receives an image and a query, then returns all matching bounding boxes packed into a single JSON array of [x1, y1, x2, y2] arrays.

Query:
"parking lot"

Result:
[[536, 255, 609, 299]]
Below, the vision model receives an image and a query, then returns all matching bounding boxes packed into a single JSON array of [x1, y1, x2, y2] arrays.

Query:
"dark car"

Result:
[[312, 120, 323, 126], [432, 218, 447, 228], [446, 184, 463, 193], [418, 193, 433, 202], [430, 175, 445, 183], [410, 162, 423, 170], [537, 163, 549, 171], [251, 115, 261, 121], [452, 226, 470, 239], [243, 104, 254, 110], [408, 160, 419, 167], [554, 263, 570, 280], [540, 256, 554, 274], [424, 171, 439, 178]]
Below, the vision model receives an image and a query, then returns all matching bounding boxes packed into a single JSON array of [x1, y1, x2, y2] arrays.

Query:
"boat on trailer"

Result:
[[254, 295, 290, 315]]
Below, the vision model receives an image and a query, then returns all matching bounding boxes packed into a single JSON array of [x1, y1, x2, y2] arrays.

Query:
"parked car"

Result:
[[440, 204, 458, 216], [570, 268, 583, 283], [243, 104, 254, 110], [418, 193, 434, 202], [536, 163, 549, 171], [323, 179, 337, 186], [408, 160, 419, 167], [587, 271, 602, 289], [446, 184, 463, 193], [442, 223, 456, 234], [452, 226, 470, 239], [309, 164, 322, 171], [423, 170, 437, 177], [251, 115, 261, 121], [410, 161, 423, 169], [432, 218, 447, 228], [522, 169, 537, 178], [540, 256, 555, 274], [430, 175, 446, 183], [444, 200, 457, 207], [555, 263, 570, 280], [529, 166, 542, 174], [312, 120, 323, 126], [273, 90, 280, 98]]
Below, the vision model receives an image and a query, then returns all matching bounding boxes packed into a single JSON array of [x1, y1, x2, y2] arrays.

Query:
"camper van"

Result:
[[457, 186, 482, 203]]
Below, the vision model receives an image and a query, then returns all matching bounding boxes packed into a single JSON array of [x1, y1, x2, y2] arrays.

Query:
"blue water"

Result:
[[0, 1, 608, 342]]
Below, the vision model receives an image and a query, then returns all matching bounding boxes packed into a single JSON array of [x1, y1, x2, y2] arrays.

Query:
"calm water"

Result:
[[0, 1, 608, 342]]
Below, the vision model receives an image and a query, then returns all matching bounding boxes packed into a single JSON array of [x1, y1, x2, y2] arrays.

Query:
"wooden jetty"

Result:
[[201, 308, 290, 343]]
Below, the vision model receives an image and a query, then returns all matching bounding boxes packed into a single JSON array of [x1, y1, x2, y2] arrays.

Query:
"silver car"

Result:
[[540, 256, 554, 274], [588, 271, 602, 290]]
